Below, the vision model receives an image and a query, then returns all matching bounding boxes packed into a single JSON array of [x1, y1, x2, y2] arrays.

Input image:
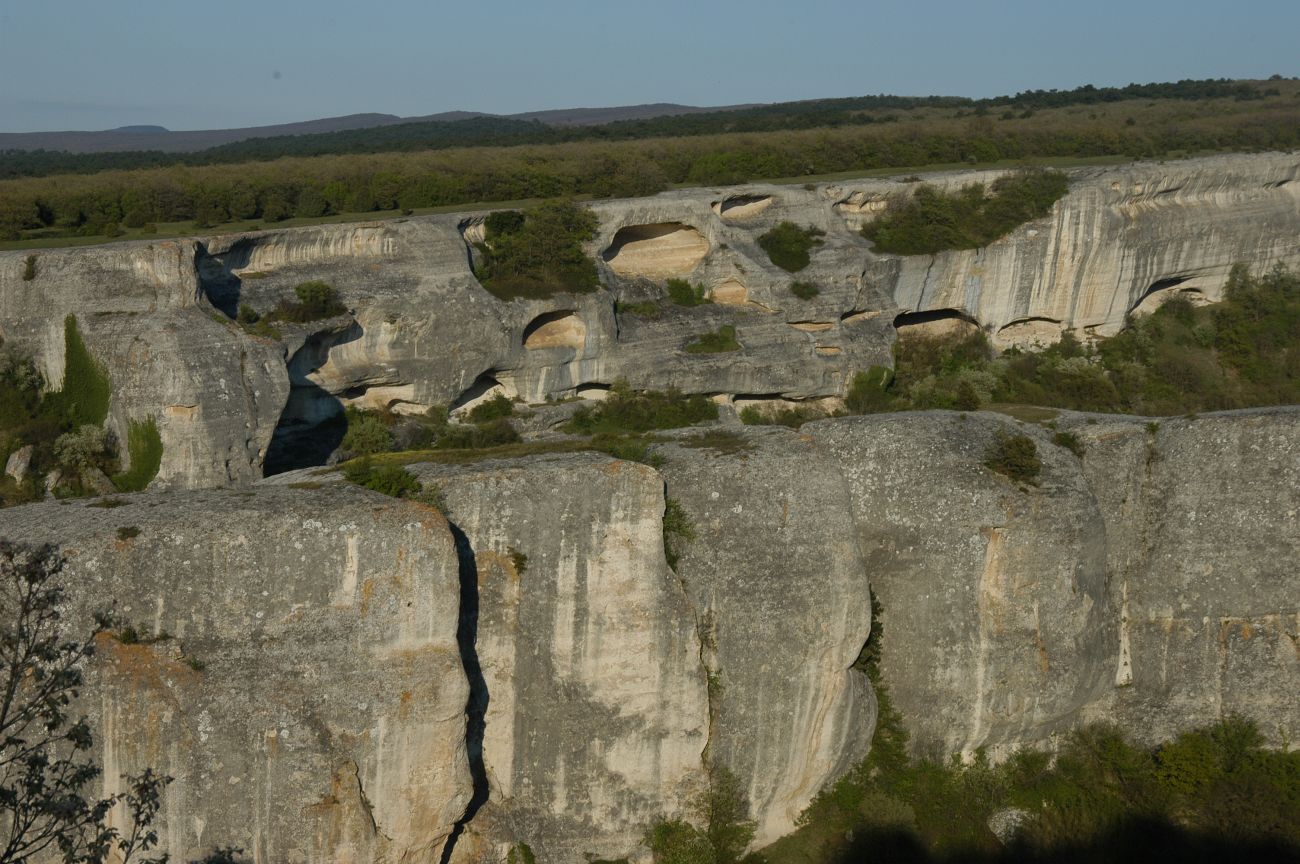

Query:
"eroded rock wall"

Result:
[[810, 413, 1114, 759], [654, 428, 876, 847], [410, 454, 709, 863], [1064, 409, 1300, 746], [0, 408, 1295, 861], [0, 486, 471, 863], [6, 154, 1296, 489]]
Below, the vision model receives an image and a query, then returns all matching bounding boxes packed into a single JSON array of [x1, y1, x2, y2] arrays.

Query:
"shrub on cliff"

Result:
[[565, 386, 718, 435], [844, 366, 896, 414], [757, 222, 825, 272], [667, 278, 711, 307], [984, 432, 1041, 485], [685, 325, 740, 354], [864, 169, 1068, 255], [266, 281, 347, 322], [474, 200, 600, 300], [341, 408, 394, 456]]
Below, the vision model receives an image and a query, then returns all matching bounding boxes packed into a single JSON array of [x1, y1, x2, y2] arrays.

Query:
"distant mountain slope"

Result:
[[0, 103, 746, 154]]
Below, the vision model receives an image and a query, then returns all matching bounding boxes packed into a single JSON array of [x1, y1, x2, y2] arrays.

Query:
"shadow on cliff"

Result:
[[439, 521, 490, 864], [263, 323, 364, 476], [830, 819, 1300, 864]]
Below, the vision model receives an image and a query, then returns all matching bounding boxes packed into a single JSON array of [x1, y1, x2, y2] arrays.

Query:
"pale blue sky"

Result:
[[0, 0, 1296, 132]]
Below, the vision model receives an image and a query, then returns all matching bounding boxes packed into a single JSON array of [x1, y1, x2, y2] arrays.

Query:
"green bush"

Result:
[[864, 169, 1069, 255], [465, 393, 514, 424], [21, 255, 36, 281], [435, 416, 521, 449], [564, 386, 718, 435], [342, 458, 422, 498], [341, 409, 394, 456], [475, 200, 600, 300], [266, 281, 347, 322], [757, 222, 825, 272], [667, 278, 711, 307], [53, 424, 112, 475], [646, 766, 756, 864], [685, 325, 740, 354], [236, 304, 260, 325], [1052, 430, 1086, 458], [505, 844, 536, 864], [661, 497, 696, 571], [790, 281, 820, 300], [844, 366, 895, 414], [984, 432, 1041, 485], [112, 416, 163, 491]]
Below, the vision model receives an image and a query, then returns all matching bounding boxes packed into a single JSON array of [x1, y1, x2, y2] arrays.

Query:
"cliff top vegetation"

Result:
[[2, 78, 1297, 250]]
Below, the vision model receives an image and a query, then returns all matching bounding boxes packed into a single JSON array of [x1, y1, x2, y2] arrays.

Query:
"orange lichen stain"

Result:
[[1240, 622, 1254, 640], [398, 690, 414, 720], [94, 633, 200, 699], [359, 578, 377, 616], [601, 460, 625, 475], [475, 550, 518, 586]]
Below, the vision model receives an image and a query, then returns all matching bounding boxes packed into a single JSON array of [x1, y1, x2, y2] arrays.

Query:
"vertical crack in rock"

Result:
[[440, 521, 490, 864]]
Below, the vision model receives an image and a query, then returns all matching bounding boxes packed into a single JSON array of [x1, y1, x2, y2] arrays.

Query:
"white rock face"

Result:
[[0, 487, 473, 864], [657, 429, 876, 847], [413, 454, 709, 863], [879, 154, 1300, 344]]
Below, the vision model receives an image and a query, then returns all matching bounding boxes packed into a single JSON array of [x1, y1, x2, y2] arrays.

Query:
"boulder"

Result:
[[4, 443, 32, 482]]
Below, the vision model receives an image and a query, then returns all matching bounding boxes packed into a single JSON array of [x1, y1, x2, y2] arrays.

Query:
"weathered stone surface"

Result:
[[407, 453, 709, 863], [4, 443, 32, 481], [5, 154, 1297, 489], [1065, 408, 1300, 746], [874, 154, 1300, 345], [0, 406, 1296, 862], [654, 427, 876, 847], [0, 240, 288, 488], [809, 412, 1113, 759], [0, 486, 472, 863]]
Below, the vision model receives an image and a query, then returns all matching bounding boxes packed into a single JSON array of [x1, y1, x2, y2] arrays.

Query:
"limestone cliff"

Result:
[[0, 409, 1296, 861], [0, 486, 471, 863], [2, 153, 1296, 490]]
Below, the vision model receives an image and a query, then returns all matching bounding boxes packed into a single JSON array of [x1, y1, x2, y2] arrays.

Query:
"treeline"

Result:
[[2, 88, 1298, 241], [0, 78, 1285, 180]]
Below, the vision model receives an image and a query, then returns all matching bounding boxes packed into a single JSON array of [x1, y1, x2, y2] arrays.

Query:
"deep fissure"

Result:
[[439, 521, 490, 864]]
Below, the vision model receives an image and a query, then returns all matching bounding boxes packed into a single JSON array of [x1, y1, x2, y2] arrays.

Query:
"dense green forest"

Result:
[[2, 78, 1297, 245]]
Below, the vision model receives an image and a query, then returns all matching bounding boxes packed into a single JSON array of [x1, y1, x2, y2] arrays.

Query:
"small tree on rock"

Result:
[[0, 540, 170, 863]]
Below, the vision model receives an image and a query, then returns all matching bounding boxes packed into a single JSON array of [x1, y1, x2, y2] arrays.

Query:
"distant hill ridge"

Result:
[[0, 102, 749, 154]]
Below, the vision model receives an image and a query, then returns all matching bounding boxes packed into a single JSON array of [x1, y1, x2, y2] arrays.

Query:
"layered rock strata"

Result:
[[2, 153, 1295, 489]]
